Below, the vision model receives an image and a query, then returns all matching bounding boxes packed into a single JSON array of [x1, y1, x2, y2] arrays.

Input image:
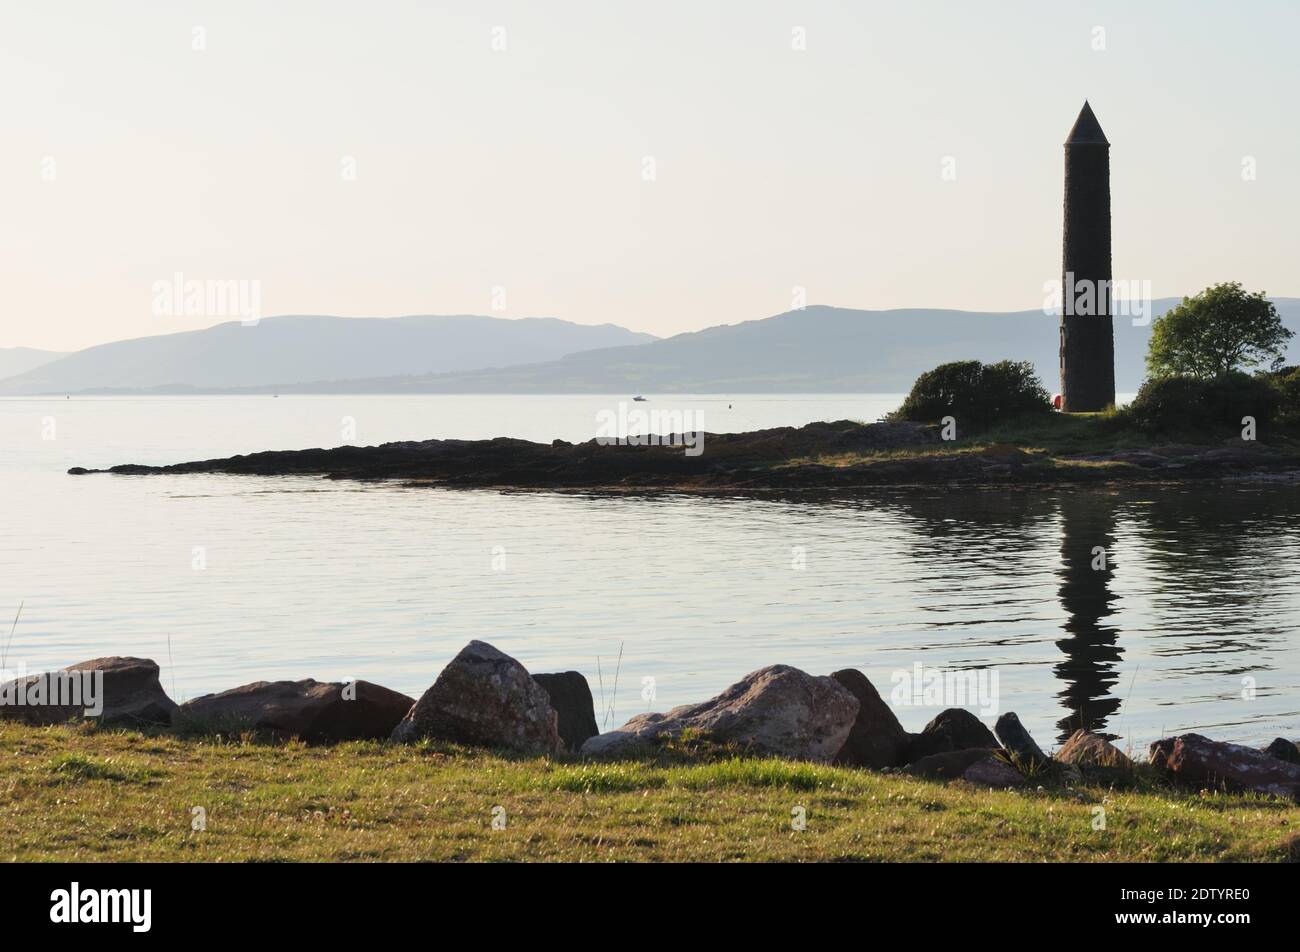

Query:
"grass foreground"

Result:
[[3, 723, 1298, 862]]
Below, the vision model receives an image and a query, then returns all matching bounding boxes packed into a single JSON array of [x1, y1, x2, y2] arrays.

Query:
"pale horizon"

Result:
[[4, 0, 1298, 352], [18, 293, 1300, 357]]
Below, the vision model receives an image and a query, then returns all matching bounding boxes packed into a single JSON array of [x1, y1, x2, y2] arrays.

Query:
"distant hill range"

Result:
[[4, 299, 1298, 395], [0, 315, 655, 395], [0, 347, 65, 380]]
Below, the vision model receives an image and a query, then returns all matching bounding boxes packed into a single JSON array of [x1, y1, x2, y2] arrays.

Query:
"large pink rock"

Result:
[[581, 665, 859, 763], [391, 641, 561, 755], [1055, 729, 1132, 769], [1150, 733, 1300, 802]]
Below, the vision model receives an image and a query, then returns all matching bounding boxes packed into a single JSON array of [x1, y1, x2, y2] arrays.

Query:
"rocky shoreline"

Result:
[[4, 643, 1298, 804], [66, 420, 1300, 491]]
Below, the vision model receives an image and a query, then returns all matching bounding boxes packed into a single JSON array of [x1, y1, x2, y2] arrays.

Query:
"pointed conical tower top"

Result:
[[1065, 101, 1109, 146]]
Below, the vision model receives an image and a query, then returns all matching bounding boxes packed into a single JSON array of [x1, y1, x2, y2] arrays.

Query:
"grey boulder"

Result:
[[581, 664, 858, 763], [391, 641, 561, 755]]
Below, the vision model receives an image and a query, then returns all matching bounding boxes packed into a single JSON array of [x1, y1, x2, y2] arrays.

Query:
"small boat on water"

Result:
[[632, 395, 647, 402]]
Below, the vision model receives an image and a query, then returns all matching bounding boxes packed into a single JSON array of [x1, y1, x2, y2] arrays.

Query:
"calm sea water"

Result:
[[1, 394, 1296, 751]]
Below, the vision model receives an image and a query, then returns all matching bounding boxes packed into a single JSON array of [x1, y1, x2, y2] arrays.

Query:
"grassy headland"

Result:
[[787, 412, 1300, 482], [3, 723, 1296, 862], [67, 413, 1300, 491]]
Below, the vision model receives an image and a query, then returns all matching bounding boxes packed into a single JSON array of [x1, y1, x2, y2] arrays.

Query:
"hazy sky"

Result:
[[3, 0, 1297, 351]]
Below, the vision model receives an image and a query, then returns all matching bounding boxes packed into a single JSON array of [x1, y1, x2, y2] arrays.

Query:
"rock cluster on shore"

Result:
[[2, 644, 1298, 803]]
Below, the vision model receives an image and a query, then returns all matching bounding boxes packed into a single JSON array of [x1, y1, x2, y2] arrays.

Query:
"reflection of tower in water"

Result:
[[1055, 491, 1123, 743]]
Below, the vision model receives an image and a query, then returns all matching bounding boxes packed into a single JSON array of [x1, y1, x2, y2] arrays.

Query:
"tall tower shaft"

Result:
[[1059, 101, 1115, 412]]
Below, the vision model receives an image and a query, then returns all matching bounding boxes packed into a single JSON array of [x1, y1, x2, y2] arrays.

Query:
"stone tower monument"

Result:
[[1059, 101, 1115, 412]]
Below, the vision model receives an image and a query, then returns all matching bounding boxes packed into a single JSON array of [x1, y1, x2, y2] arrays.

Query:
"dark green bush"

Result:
[[1266, 366, 1300, 424], [891, 359, 1051, 431], [1127, 371, 1280, 433]]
